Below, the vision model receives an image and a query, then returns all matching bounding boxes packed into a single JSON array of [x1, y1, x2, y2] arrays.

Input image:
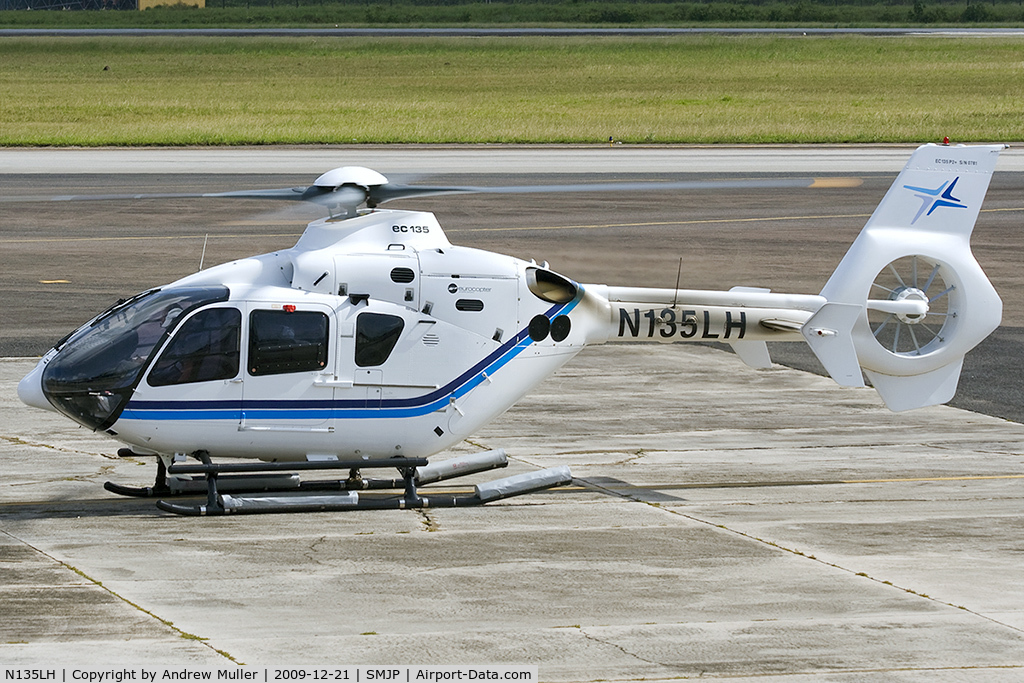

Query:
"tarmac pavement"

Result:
[[2, 345, 1023, 679], [2, 147, 1022, 679]]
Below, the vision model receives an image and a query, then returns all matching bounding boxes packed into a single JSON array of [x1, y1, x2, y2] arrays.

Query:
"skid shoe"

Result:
[[103, 450, 171, 497]]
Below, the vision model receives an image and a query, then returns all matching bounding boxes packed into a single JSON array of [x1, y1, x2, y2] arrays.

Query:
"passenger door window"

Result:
[[249, 310, 329, 376]]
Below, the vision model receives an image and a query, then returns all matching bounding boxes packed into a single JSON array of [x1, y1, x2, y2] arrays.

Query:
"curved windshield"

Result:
[[42, 286, 230, 430]]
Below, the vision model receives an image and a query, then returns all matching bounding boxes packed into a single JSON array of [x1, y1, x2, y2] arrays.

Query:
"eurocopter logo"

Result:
[[903, 177, 968, 224], [449, 282, 492, 294]]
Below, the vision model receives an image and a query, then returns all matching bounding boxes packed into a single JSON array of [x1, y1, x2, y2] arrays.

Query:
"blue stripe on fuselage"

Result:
[[121, 295, 580, 422]]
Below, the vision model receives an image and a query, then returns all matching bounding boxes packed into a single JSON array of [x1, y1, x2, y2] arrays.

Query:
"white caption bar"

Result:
[[2, 668, 538, 683]]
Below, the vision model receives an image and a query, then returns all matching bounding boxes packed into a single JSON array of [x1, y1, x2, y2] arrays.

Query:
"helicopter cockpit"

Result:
[[37, 285, 231, 431]]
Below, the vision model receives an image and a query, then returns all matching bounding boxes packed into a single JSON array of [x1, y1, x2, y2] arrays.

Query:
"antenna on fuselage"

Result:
[[198, 234, 209, 271], [671, 257, 683, 309]]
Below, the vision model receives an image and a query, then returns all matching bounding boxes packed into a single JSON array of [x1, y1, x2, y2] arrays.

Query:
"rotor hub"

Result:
[[891, 286, 929, 324]]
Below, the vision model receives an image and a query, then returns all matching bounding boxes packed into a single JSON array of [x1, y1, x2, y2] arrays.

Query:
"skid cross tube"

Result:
[[106, 453, 453, 500], [155, 452, 432, 516], [107, 449, 569, 515], [154, 464, 574, 516]]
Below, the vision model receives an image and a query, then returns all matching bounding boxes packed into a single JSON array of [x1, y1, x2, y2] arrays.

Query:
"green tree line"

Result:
[[3, 0, 1024, 26]]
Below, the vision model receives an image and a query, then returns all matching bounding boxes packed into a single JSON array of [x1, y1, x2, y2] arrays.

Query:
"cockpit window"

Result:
[[50, 288, 159, 353], [249, 310, 329, 376], [526, 267, 578, 304], [148, 308, 241, 387], [355, 313, 405, 367], [41, 286, 230, 430]]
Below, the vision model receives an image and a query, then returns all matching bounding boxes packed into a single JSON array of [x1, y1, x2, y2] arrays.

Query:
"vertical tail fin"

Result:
[[809, 143, 1004, 411]]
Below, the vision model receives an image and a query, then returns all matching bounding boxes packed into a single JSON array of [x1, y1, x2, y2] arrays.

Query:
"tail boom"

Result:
[[580, 143, 1004, 413]]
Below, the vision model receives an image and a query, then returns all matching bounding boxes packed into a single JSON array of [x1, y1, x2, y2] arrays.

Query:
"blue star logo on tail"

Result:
[[903, 177, 968, 224]]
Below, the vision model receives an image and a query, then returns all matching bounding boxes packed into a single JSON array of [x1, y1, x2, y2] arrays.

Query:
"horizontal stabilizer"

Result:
[[801, 302, 865, 388]]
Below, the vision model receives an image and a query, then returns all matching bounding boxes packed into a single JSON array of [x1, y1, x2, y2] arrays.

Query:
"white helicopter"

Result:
[[17, 143, 1005, 515]]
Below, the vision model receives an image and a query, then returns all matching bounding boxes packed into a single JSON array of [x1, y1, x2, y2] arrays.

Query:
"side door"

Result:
[[240, 303, 336, 433], [132, 305, 245, 446], [333, 301, 409, 411], [337, 300, 495, 434]]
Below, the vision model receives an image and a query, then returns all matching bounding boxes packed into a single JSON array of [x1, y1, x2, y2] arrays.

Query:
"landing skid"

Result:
[[104, 449, 572, 515], [103, 455, 171, 498]]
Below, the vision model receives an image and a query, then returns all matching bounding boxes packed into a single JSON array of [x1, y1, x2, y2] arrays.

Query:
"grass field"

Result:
[[2, 35, 1022, 145]]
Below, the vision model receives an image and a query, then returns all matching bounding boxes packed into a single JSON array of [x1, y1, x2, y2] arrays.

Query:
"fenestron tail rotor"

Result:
[[867, 255, 957, 358]]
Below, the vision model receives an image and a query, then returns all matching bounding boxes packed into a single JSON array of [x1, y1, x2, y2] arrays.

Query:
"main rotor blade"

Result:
[[1, 176, 861, 207], [369, 176, 862, 205], [0, 187, 309, 203]]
